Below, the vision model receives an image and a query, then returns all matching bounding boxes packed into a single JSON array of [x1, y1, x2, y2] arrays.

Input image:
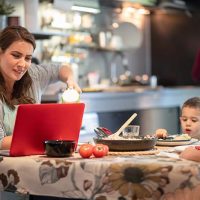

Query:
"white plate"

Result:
[[156, 138, 198, 146]]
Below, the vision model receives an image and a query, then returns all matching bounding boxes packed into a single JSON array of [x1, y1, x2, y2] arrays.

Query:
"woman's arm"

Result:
[[29, 63, 81, 95], [0, 102, 11, 150], [0, 120, 12, 150], [59, 64, 81, 93], [1, 136, 12, 150]]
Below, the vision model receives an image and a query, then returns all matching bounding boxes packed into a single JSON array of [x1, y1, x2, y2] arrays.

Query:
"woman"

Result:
[[0, 25, 81, 150]]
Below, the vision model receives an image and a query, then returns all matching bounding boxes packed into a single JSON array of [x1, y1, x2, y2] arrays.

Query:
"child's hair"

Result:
[[182, 97, 200, 110]]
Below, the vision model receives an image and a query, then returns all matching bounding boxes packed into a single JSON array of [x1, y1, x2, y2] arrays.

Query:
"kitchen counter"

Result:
[[42, 85, 200, 138], [42, 86, 200, 113]]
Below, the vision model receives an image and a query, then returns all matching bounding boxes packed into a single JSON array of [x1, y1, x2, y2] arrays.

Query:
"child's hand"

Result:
[[155, 128, 168, 139]]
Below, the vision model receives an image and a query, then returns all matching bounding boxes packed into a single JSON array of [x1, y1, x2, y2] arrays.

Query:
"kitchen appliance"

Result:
[[10, 103, 85, 156]]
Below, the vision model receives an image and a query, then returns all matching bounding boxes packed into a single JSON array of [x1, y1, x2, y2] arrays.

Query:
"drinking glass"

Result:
[[122, 125, 140, 139]]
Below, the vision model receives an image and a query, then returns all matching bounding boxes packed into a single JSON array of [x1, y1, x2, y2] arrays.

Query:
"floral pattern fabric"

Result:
[[0, 154, 200, 200]]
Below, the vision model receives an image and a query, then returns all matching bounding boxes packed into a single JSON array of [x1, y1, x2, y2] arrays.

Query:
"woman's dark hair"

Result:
[[0, 25, 36, 109]]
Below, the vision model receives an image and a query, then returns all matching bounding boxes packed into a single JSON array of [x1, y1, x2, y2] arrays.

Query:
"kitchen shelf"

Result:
[[71, 44, 124, 53], [32, 31, 69, 40], [32, 28, 96, 40]]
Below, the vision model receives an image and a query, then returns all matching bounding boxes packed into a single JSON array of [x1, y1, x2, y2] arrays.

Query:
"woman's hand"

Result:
[[66, 78, 82, 93], [59, 64, 82, 93], [1, 136, 12, 150]]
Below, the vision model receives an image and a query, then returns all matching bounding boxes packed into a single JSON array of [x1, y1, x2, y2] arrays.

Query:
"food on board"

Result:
[[102, 144, 109, 155], [101, 134, 155, 141], [79, 144, 93, 158], [93, 144, 109, 157], [79, 143, 109, 158], [173, 134, 191, 140]]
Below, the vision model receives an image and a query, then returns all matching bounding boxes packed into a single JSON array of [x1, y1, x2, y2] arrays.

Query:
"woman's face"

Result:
[[0, 40, 34, 85], [180, 106, 200, 139]]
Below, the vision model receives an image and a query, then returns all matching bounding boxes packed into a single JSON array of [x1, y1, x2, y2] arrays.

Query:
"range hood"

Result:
[[157, 0, 200, 11], [158, 0, 187, 10], [98, 0, 200, 12], [99, 0, 157, 9], [41, 0, 200, 13]]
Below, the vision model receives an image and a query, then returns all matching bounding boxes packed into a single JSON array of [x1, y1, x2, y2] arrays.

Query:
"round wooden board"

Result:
[[108, 148, 160, 156]]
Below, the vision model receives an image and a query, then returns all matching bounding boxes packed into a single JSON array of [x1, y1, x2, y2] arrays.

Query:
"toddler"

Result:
[[180, 97, 200, 139], [156, 97, 200, 162], [156, 97, 200, 140], [179, 97, 200, 161]]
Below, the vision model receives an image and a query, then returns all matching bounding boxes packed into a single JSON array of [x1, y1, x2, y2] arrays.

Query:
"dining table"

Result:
[[0, 146, 200, 200]]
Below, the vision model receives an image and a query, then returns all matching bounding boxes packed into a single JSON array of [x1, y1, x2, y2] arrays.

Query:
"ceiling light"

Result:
[[71, 0, 100, 14], [71, 5, 100, 14]]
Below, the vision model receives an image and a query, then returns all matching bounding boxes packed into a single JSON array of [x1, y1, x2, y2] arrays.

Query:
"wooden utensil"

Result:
[[107, 113, 137, 139]]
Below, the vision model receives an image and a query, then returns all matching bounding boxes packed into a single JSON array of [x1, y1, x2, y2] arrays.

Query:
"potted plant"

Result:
[[0, 0, 15, 15], [0, 0, 15, 29]]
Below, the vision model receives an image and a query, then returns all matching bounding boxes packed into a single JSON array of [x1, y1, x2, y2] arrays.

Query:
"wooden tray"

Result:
[[108, 148, 159, 156]]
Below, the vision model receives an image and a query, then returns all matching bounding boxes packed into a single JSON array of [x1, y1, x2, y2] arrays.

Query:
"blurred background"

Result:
[[2, 0, 200, 139]]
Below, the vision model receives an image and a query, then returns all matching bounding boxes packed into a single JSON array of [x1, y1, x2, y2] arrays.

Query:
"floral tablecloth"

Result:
[[0, 153, 200, 200]]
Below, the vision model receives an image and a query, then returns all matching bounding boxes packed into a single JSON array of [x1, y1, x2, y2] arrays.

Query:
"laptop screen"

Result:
[[10, 103, 85, 156]]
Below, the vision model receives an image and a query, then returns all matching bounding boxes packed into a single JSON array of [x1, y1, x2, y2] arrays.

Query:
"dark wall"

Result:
[[151, 12, 200, 86]]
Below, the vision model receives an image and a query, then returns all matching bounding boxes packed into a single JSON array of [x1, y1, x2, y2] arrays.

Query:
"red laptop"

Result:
[[9, 103, 85, 156]]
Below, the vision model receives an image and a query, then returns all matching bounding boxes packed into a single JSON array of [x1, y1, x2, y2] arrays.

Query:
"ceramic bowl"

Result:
[[93, 137, 157, 151], [44, 140, 76, 157]]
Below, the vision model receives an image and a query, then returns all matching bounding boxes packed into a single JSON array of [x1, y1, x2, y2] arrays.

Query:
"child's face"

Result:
[[180, 106, 200, 139]]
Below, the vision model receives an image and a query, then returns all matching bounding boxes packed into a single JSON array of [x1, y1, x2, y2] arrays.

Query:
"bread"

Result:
[[155, 128, 168, 139]]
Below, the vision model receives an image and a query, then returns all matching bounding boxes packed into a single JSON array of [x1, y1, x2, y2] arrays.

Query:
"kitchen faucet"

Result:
[[110, 51, 131, 85]]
